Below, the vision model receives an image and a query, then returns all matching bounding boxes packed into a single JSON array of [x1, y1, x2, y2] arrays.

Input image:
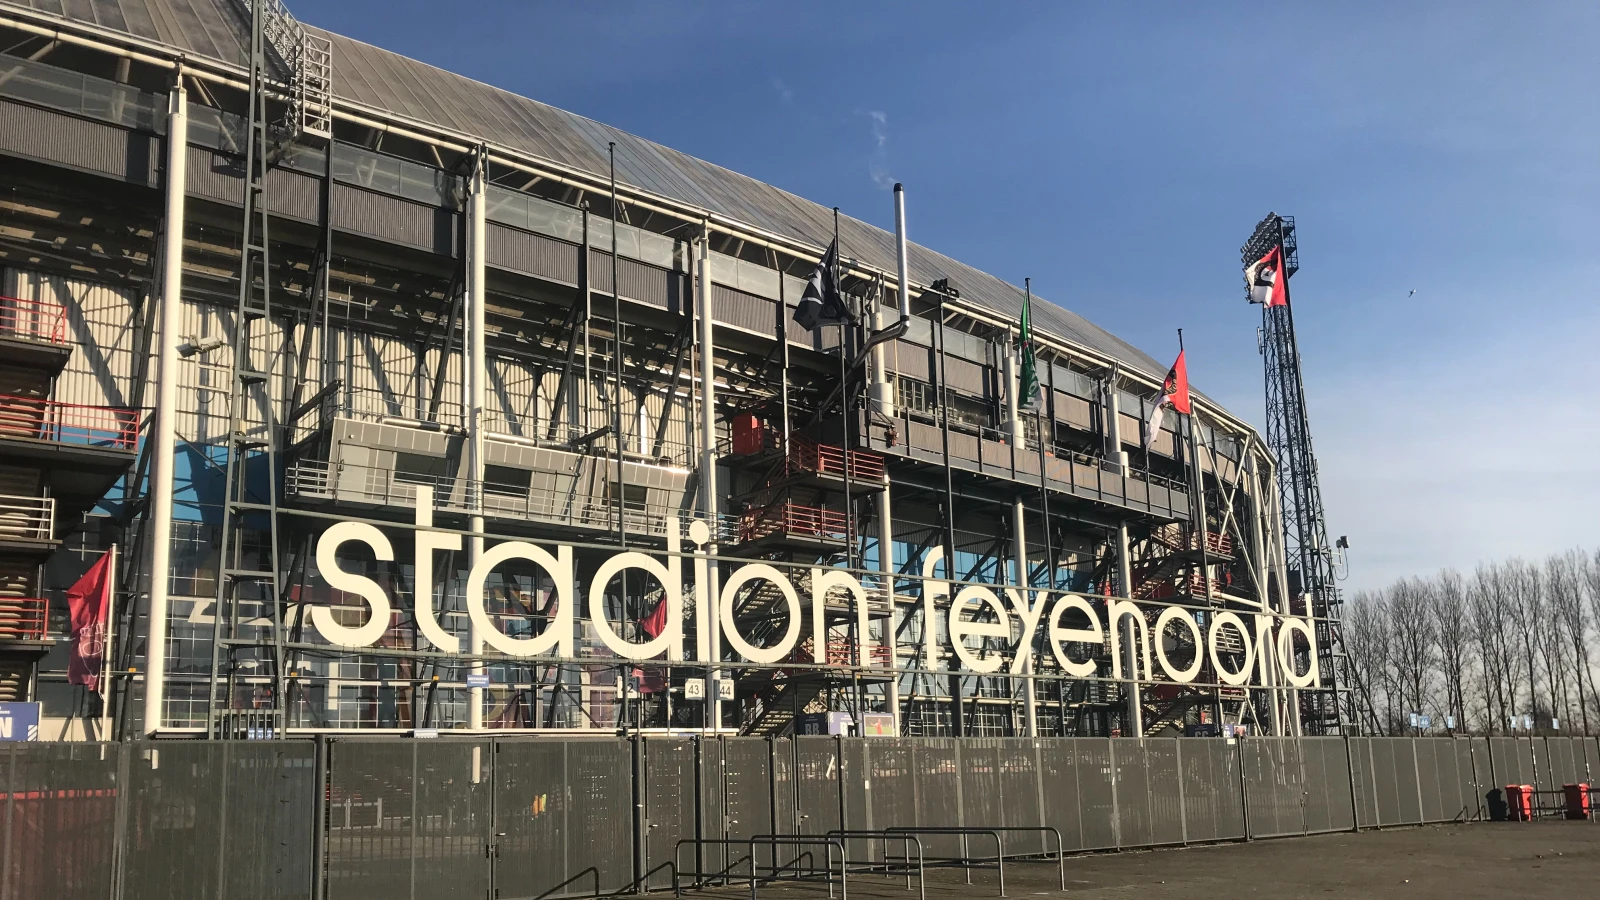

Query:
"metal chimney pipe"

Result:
[[894, 183, 910, 319]]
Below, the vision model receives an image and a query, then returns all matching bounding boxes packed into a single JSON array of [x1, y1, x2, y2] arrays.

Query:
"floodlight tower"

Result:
[[1241, 213, 1352, 734]]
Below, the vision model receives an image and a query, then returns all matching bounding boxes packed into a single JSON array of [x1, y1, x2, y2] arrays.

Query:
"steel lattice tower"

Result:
[[1241, 213, 1352, 734]]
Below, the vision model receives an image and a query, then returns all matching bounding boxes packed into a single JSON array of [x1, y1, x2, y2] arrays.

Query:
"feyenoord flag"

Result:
[[1142, 350, 1191, 451], [1017, 289, 1039, 407], [67, 551, 113, 691], [793, 238, 852, 330], [1245, 246, 1288, 307]]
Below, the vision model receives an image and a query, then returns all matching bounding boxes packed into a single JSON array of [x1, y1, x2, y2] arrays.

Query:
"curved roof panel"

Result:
[[6, 0, 1179, 385]]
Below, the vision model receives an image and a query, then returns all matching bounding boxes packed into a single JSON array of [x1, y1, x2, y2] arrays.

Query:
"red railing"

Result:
[[739, 501, 848, 544], [1152, 524, 1234, 556], [827, 638, 893, 667], [0, 296, 67, 345], [788, 434, 885, 482], [0, 394, 137, 449], [0, 596, 47, 641]]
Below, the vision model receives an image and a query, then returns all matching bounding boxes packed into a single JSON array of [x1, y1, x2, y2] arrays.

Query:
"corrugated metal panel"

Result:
[[0, 98, 157, 185], [486, 223, 579, 285], [942, 357, 985, 395], [11, 0, 1212, 396], [184, 145, 321, 222], [710, 284, 775, 336], [331, 183, 458, 255], [1054, 392, 1093, 430], [887, 340, 930, 381]]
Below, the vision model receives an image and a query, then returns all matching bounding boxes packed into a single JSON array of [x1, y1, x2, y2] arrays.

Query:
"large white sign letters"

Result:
[[310, 495, 1319, 687]]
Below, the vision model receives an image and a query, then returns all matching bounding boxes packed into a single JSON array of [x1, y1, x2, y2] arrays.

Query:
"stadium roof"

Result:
[[5, 0, 1190, 389]]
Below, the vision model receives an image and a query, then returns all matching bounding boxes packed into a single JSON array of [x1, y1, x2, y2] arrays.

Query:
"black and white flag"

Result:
[[793, 238, 852, 330]]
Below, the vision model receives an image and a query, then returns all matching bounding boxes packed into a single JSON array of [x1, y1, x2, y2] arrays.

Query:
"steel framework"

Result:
[[1241, 213, 1352, 734]]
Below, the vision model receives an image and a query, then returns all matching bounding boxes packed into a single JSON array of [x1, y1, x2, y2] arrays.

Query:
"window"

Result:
[[895, 376, 932, 415], [602, 482, 650, 512], [482, 464, 532, 497], [393, 452, 447, 485]]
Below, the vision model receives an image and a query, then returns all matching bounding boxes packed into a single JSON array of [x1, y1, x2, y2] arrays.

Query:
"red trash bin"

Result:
[[1506, 784, 1534, 821], [1563, 784, 1591, 820]]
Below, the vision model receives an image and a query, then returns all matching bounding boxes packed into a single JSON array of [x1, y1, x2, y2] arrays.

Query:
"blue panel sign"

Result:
[[467, 674, 490, 688], [0, 703, 40, 741]]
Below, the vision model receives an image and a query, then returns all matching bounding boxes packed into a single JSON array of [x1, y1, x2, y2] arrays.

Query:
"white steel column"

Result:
[[872, 300, 899, 734], [1003, 344, 1038, 736], [1104, 378, 1142, 737], [466, 148, 487, 730], [878, 185, 910, 736], [696, 230, 722, 729], [143, 74, 187, 736], [1247, 448, 1282, 736]]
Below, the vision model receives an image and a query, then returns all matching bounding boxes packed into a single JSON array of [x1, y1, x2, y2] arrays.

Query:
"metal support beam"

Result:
[[1103, 375, 1142, 737], [696, 229, 722, 730], [466, 146, 487, 731]]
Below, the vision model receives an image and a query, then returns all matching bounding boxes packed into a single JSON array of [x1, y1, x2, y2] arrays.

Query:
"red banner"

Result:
[[67, 552, 112, 690]]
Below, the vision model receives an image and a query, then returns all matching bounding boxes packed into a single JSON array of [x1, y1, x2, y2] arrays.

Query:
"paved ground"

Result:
[[712, 822, 1599, 900]]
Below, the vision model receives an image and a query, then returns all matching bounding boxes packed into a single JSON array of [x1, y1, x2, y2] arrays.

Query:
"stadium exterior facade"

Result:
[[0, 0, 1334, 742]]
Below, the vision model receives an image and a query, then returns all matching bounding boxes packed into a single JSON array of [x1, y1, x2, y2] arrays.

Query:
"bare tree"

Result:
[[1544, 551, 1588, 732], [1503, 559, 1544, 728], [1430, 568, 1471, 731], [1389, 578, 1437, 730], [1344, 590, 1392, 734], [1469, 562, 1515, 732]]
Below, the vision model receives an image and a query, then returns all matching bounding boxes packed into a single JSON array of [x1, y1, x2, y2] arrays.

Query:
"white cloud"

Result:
[[770, 76, 793, 104], [863, 109, 894, 189]]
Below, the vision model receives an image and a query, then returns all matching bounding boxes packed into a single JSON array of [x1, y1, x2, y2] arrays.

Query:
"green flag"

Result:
[[1018, 289, 1039, 407]]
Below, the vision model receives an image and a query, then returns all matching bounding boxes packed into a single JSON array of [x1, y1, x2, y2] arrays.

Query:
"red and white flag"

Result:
[[67, 552, 113, 691], [1246, 246, 1288, 307], [1142, 350, 1191, 451]]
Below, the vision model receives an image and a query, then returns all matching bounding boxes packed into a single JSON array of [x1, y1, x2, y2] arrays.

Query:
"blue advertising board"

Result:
[[0, 702, 40, 741]]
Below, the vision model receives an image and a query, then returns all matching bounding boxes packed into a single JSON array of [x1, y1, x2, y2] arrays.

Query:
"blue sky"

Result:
[[304, 1, 1600, 588]]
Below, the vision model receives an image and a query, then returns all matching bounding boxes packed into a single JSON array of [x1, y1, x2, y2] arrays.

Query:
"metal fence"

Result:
[[1, 735, 1594, 900]]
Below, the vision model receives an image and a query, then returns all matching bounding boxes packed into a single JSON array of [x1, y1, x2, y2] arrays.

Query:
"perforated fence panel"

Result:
[[1393, 739, 1424, 824], [17, 731, 1594, 899], [1544, 738, 1580, 788], [997, 739, 1046, 854], [793, 736, 841, 836], [642, 738, 694, 890], [492, 739, 573, 900], [325, 740, 416, 900], [1038, 739, 1086, 851], [696, 737, 728, 880], [1243, 738, 1304, 838], [914, 739, 963, 856], [1299, 737, 1354, 834], [771, 738, 795, 839], [1348, 738, 1376, 828], [1073, 739, 1119, 850], [961, 740, 1004, 845], [4, 743, 119, 900], [1415, 740, 1445, 823], [838, 738, 872, 860], [1459, 739, 1487, 820], [1178, 736, 1244, 843], [564, 739, 634, 893], [1488, 737, 1534, 788]]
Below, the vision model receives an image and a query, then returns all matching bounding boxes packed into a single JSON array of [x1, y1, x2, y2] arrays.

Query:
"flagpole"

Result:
[[99, 544, 116, 739], [1178, 330, 1221, 727], [834, 207, 854, 572]]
